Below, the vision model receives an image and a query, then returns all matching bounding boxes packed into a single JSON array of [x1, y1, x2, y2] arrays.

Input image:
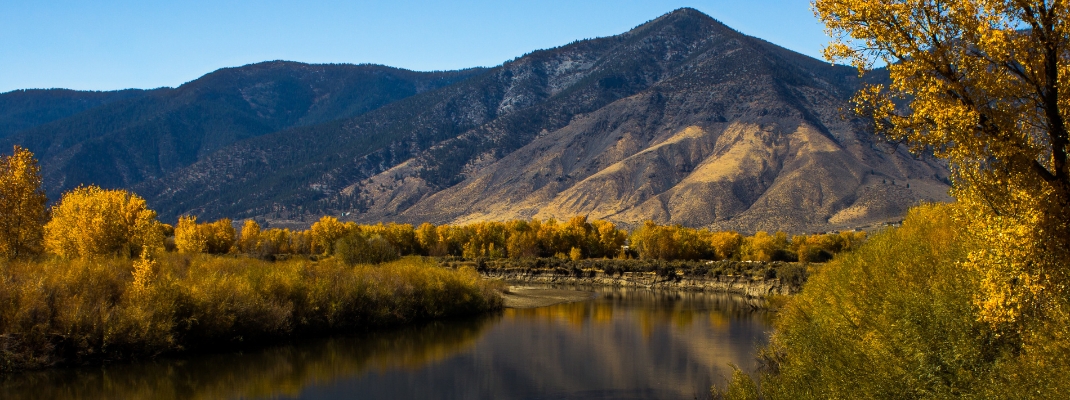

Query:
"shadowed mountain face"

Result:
[[2, 62, 486, 198], [8, 8, 950, 233], [0, 89, 154, 139]]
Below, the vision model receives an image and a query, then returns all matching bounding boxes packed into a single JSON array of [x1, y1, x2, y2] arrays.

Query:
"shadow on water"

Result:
[[0, 285, 772, 400], [0, 316, 496, 400]]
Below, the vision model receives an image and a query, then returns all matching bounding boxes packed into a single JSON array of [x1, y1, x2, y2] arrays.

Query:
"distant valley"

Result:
[[0, 8, 950, 233]]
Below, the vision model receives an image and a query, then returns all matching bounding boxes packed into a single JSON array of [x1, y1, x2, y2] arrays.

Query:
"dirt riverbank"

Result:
[[500, 286, 595, 308], [482, 268, 800, 298]]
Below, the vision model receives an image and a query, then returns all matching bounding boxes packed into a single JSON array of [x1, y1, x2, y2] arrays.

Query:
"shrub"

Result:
[[0, 255, 502, 371], [728, 203, 1070, 398]]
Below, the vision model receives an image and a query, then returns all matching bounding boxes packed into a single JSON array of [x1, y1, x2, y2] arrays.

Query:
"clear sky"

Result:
[[0, 1, 831, 93]]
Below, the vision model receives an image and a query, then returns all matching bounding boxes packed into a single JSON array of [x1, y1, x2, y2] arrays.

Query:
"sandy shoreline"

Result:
[[500, 286, 595, 308]]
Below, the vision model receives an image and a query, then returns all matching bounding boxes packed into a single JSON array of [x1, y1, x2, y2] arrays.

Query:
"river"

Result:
[[0, 285, 772, 400]]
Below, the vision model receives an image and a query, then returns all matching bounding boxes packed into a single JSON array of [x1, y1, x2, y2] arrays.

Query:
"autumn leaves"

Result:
[[2, 145, 867, 265], [0, 146, 47, 259]]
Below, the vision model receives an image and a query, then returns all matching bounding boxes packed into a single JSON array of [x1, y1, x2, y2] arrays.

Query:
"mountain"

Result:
[[0, 88, 153, 139], [2, 62, 486, 198], [12, 8, 951, 233]]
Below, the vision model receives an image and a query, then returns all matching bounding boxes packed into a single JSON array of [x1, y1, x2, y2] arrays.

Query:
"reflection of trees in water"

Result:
[[485, 286, 772, 399], [0, 315, 497, 400], [0, 287, 771, 400], [504, 286, 773, 335]]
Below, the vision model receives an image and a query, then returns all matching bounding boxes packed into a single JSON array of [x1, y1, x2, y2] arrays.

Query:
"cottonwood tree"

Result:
[[44, 186, 163, 259], [814, 0, 1070, 326], [0, 146, 47, 259], [175, 216, 236, 254]]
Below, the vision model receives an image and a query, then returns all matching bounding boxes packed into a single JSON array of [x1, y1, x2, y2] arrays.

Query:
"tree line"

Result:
[[1, 145, 864, 265], [0, 145, 504, 371]]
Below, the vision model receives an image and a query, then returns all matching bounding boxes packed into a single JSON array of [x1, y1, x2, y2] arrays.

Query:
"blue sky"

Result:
[[0, 1, 830, 93]]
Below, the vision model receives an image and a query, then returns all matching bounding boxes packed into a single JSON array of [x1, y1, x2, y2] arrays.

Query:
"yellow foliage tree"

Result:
[[202, 218, 236, 254], [44, 186, 163, 258], [709, 231, 743, 261], [238, 219, 261, 253], [505, 229, 538, 258], [569, 246, 583, 261], [415, 222, 438, 255], [592, 220, 627, 258], [175, 216, 236, 254], [309, 216, 347, 255], [815, 0, 1070, 326], [175, 215, 207, 253], [740, 231, 789, 262], [0, 146, 47, 259]]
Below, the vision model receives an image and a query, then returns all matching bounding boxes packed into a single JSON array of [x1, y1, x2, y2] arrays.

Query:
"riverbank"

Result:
[[486, 269, 796, 298], [0, 255, 502, 372], [500, 286, 596, 308], [442, 258, 810, 298]]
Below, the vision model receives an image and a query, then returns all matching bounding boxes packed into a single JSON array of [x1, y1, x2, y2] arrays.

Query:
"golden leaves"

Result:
[[174, 216, 236, 254], [0, 146, 47, 259], [815, 0, 1070, 330], [44, 185, 163, 259], [309, 215, 347, 255]]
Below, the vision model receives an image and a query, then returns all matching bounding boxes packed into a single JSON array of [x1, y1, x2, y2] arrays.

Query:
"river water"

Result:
[[0, 285, 772, 400]]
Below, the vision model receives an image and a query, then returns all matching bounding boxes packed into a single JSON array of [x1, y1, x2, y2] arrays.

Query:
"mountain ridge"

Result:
[[6, 8, 950, 233], [2, 62, 486, 198]]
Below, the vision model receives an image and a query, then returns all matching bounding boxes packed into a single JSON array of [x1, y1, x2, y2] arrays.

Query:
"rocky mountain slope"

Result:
[[9, 8, 950, 233]]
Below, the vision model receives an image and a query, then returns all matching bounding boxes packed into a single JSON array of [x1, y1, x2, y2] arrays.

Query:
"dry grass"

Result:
[[0, 255, 502, 371]]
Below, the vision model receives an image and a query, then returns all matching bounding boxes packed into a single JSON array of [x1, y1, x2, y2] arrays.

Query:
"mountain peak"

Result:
[[666, 7, 710, 18], [622, 7, 735, 43], [8, 9, 949, 233]]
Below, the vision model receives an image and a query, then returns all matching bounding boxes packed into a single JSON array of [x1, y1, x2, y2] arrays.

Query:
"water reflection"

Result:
[[0, 317, 494, 400], [0, 286, 772, 400]]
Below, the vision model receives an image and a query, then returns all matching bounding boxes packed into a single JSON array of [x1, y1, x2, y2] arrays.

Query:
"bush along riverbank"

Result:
[[441, 257, 810, 298], [0, 255, 503, 372]]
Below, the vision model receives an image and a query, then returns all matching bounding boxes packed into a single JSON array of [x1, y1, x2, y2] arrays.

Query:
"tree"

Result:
[[709, 231, 743, 261], [569, 246, 583, 261], [0, 146, 47, 259], [815, 0, 1070, 326], [44, 186, 163, 258], [309, 216, 347, 255], [238, 219, 261, 254], [202, 218, 236, 254], [175, 215, 207, 254]]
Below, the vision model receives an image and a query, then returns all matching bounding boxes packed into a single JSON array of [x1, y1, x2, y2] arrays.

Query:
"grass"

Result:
[[0, 255, 503, 371]]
